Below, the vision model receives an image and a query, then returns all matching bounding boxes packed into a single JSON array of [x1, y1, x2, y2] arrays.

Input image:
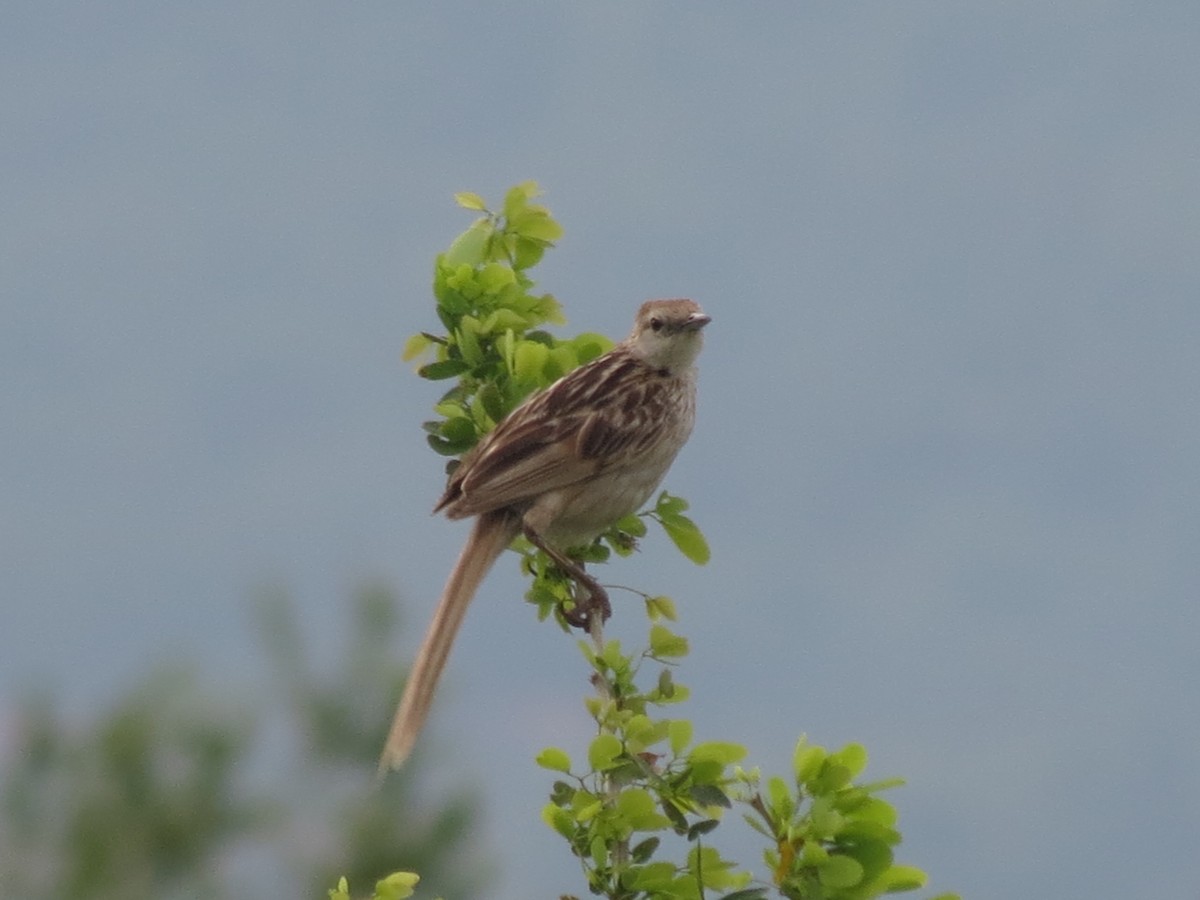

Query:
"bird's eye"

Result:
[[649, 317, 663, 331]]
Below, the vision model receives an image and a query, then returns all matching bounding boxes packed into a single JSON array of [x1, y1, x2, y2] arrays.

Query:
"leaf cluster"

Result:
[[328, 871, 422, 900], [0, 589, 480, 900], [535, 612, 958, 900], [739, 738, 958, 900], [0, 672, 259, 900], [403, 181, 607, 459], [537, 617, 751, 899]]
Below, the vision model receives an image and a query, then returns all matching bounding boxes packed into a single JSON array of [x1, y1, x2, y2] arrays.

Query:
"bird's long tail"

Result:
[[378, 510, 520, 774]]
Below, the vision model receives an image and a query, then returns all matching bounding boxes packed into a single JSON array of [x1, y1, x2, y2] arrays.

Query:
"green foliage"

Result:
[[407, 183, 710, 628], [380, 184, 958, 900], [0, 588, 480, 900], [646, 492, 711, 565], [532, 612, 959, 900], [407, 181, 580, 460], [740, 734, 936, 900], [329, 871, 423, 900], [0, 672, 261, 900]]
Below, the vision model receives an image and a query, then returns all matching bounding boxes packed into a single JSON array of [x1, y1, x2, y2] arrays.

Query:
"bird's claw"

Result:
[[561, 583, 612, 630]]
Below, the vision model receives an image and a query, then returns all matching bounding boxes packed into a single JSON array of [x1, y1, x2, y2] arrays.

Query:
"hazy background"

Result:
[[5, 3, 1199, 898]]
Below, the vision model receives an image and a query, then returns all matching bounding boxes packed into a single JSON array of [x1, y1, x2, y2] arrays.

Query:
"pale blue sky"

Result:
[[4, 4, 1200, 898]]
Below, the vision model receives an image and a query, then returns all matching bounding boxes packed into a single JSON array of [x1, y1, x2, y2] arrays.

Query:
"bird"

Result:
[[379, 298, 710, 772]]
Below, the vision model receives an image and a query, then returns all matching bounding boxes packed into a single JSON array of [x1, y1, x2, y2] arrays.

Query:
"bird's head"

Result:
[[626, 298, 711, 374]]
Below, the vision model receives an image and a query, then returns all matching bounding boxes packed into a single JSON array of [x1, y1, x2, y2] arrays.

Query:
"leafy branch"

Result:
[[538, 606, 959, 900], [350, 184, 958, 900]]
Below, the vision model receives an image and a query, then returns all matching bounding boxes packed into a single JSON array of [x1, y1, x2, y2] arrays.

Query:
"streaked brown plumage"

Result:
[[379, 299, 710, 772]]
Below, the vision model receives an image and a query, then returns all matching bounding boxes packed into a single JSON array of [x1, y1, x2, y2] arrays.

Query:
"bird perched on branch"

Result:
[[380, 298, 710, 772]]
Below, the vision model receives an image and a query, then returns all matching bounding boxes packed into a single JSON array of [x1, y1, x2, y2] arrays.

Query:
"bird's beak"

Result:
[[686, 312, 712, 330]]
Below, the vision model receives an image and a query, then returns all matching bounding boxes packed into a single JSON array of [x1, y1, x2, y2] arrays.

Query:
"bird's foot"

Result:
[[561, 577, 611, 630]]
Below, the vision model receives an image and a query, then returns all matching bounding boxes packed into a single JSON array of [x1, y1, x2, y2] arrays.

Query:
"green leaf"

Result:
[[630, 836, 660, 863], [656, 667, 676, 699], [859, 776, 907, 794], [549, 779, 575, 807], [474, 382, 508, 425], [879, 864, 929, 892], [328, 877, 350, 900], [617, 788, 672, 830], [687, 845, 747, 890], [623, 714, 660, 750], [817, 855, 864, 889], [668, 718, 692, 755], [614, 512, 648, 538], [438, 415, 477, 446], [793, 735, 825, 786], [656, 491, 689, 516], [800, 840, 830, 869], [600, 638, 625, 669], [689, 741, 747, 767], [645, 594, 677, 622], [455, 317, 483, 367], [534, 292, 565, 324], [571, 331, 614, 363], [588, 834, 606, 868], [623, 861, 678, 891], [588, 733, 623, 771], [478, 261, 516, 294], [648, 624, 689, 659], [536, 747, 572, 773], [840, 796, 897, 827], [659, 514, 711, 564], [661, 798, 689, 833], [418, 358, 471, 381], [426, 433, 473, 456], [808, 794, 844, 838], [689, 783, 732, 809], [814, 758, 855, 794], [687, 818, 719, 839], [546, 344, 578, 381], [401, 332, 432, 362], [829, 742, 868, 780], [577, 798, 603, 824], [373, 871, 420, 900], [480, 307, 530, 334], [511, 209, 563, 243], [443, 218, 491, 267], [454, 190, 488, 211], [512, 235, 546, 270], [838, 819, 901, 845], [431, 400, 465, 419], [541, 803, 575, 839], [767, 776, 793, 821], [837, 836, 894, 880], [659, 681, 690, 704], [513, 339, 550, 383], [503, 180, 540, 220]]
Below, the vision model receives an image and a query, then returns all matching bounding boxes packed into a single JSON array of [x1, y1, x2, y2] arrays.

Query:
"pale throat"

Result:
[[630, 333, 704, 375]]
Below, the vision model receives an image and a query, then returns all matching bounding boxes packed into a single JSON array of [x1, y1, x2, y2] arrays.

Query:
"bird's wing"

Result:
[[573, 377, 668, 461], [445, 412, 600, 515], [436, 352, 659, 518]]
